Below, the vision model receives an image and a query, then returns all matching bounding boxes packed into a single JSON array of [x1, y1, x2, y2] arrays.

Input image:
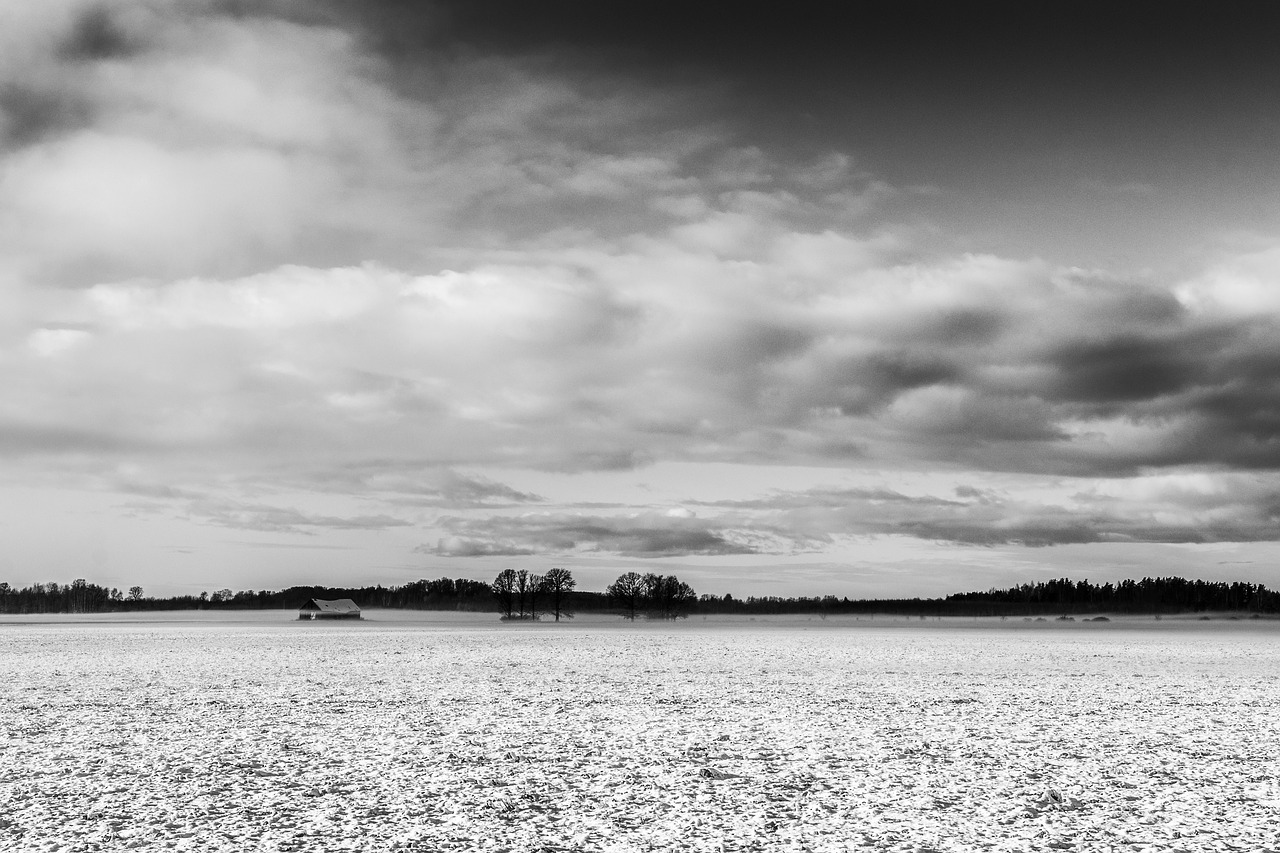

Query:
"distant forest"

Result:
[[0, 574, 1277, 617]]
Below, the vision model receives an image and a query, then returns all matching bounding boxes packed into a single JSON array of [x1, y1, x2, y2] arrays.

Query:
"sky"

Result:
[[3, 0, 1280, 599]]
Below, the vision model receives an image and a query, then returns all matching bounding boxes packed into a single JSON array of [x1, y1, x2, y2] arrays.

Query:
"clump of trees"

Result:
[[491, 568, 578, 621], [604, 572, 696, 619], [487, 569, 696, 621], [541, 568, 576, 622]]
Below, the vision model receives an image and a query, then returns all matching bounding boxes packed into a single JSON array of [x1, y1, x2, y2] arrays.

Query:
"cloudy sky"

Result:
[[4, 0, 1280, 598]]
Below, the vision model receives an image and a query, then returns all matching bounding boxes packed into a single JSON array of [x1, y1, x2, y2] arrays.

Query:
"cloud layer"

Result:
[[428, 509, 821, 559], [19, 236, 1280, 486], [4, 1, 1280, 590]]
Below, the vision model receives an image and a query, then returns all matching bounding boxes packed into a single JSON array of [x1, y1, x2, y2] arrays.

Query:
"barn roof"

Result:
[[299, 598, 361, 613]]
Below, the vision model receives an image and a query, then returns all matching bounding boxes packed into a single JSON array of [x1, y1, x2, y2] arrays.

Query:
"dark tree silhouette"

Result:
[[492, 570, 517, 618], [654, 575, 696, 618], [640, 573, 663, 607], [606, 571, 644, 619], [70, 578, 89, 613], [514, 570, 532, 619], [635, 573, 696, 618], [526, 572, 545, 620], [542, 568, 576, 622]]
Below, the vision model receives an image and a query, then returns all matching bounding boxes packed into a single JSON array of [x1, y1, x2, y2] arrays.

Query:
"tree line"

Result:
[[0, 579, 145, 614], [0, 574, 1275, 617], [699, 577, 1280, 617], [944, 577, 1280, 616], [0, 578, 493, 614]]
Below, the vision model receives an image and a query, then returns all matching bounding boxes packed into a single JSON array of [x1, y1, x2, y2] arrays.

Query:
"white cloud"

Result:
[[0, 5, 382, 278], [1176, 246, 1280, 316], [27, 326, 90, 357], [4, 132, 303, 275], [88, 264, 396, 331], [10, 209, 1278, 491]]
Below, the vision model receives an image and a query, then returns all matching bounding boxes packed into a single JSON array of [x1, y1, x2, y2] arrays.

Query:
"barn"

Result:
[[297, 598, 362, 620]]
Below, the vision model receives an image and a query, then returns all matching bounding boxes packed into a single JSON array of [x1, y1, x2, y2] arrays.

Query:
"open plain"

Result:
[[1, 613, 1277, 852]]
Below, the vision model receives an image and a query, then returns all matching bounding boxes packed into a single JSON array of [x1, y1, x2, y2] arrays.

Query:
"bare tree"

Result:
[[529, 573, 545, 620], [640, 573, 663, 611], [606, 572, 644, 620], [515, 570, 531, 619], [71, 578, 88, 613], [492, 570, 517, 618], [633, 574, 697, 618], [659, 576, 697, 618], [127, 586, 144, 602], [506, 570, 545, 620], [542, 568, 576, 622]]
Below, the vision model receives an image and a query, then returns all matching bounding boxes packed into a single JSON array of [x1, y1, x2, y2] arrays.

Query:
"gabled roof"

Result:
[[299, 598, 361, 613]]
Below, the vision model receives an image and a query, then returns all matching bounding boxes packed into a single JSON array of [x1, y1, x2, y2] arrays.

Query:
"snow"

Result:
[[0, 615, 1277, 852]]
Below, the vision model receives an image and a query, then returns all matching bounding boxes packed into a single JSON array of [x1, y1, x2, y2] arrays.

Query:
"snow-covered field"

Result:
[[1, 614, 1277, 852]]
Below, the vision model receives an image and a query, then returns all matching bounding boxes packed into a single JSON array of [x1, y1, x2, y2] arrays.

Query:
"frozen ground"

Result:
[[1, 614, 1277, 852]]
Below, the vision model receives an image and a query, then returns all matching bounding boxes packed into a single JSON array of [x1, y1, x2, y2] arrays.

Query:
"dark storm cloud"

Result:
[[58, 5, 142, 62], [427, 471, 545, 505], [891, 519, 1105, 548], [1042, 326, 1236, 408], [1047, 335, 1198, 405], [424, 539, 535, 558], [747, 276, 1280, 476], [691, 478, 1280, 548], [0, 86, 91, 148], [695, 486, 965, 512], [929, 309, 1007, 347], [820, 351, 966, 417], [904, 516, 1280, 549], [335, 0, 1280, 188], [280, 466, 546, 507], [356, 0, 1274, 86], [1025, 320, 1280, 471], [428, 512, 811, 558]]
